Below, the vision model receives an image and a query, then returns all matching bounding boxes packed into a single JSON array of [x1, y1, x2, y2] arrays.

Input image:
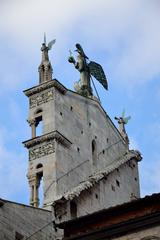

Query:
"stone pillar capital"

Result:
[[27, 119, 36, 126]]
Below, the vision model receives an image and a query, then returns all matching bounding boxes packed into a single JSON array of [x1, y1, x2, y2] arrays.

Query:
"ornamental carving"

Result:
[[24, 79, 67, 97], [29, 89, 54, 108], [29, 141, 55, 160], [23, 130, 72, 149]]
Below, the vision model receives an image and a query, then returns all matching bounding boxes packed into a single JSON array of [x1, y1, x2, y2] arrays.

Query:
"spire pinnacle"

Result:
[[38, 36, 56, 84], [115, 110, 131, 145], [44, 32, 46, 45]]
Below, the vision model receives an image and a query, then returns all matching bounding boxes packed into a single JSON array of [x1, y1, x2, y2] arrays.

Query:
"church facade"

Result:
[[1, 40, 159, 240], [23, 41, 141, 218]]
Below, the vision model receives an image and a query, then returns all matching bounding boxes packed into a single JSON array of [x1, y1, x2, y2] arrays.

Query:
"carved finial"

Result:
[[115, 109, 131, 145], [38, 36, 56, 84]]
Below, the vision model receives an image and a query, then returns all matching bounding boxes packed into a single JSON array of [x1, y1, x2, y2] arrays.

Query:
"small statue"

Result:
[[41, 38, 56, 62], [68, 43, 108, 97], [38, 34, 56, 84], [115, 110, 131, 145]]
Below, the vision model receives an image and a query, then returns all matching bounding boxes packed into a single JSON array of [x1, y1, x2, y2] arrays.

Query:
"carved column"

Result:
[[28, 177, 35, 207], [33, 182, 39, 207], [28, 119, 36, 138], [28, 175, 40, 207]]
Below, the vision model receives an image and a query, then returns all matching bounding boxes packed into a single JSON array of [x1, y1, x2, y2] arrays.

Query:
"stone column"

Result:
[[28, 175, 40, 207], [28, 119, 36, 138], [28, 177, 35, 207], [33, 182, 39, 207]]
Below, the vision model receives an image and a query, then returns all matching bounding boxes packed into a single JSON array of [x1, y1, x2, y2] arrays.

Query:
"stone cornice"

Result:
[[23, 131, 72, 149], [23, 79, 67, 97], [53, 150, 142, 204]]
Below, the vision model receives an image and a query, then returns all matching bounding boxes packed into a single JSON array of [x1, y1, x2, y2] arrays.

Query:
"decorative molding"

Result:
[[29, 89, 54, 108], [23, 130, 72, 149], [29, 141, 55, 160], [23, 79, 67, 97]]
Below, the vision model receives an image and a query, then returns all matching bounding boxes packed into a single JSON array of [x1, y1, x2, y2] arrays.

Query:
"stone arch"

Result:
[[36, 163, 43, 169], [34, 108, 43, 137], [34, 108, 43, 115]]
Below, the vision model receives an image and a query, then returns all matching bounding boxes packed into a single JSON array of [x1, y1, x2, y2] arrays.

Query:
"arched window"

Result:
[[36, 163, 43, 169], [36, 163, 43, 207], [70, 200, 77, 219], [92, 140, 97, 166], [34, 109, 43, 137], [35, 109, 43, 115]]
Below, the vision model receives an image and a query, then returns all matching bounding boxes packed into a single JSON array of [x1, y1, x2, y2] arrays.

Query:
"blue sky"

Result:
[[0, 0, 160, 204]]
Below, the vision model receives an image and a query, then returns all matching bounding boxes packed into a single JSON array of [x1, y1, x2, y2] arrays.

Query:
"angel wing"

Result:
[[121, 109, 125, 119], [48, 39, 56, 50], [88, 61, 108, 90], [74, 79, 82, 93], [75, 43, 88, 59], [121, 109, 131, 124], [124, 116, 131, 124]]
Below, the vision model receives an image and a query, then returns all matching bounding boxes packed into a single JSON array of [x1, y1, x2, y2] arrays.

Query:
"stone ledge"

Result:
[[23, 79, 67, 97], [23, 130, 72, 149]]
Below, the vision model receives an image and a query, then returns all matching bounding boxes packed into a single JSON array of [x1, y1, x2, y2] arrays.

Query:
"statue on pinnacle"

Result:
[[115, 110, 131, 145], [68, 43, 108, 98], [38, 34, 56, 84]]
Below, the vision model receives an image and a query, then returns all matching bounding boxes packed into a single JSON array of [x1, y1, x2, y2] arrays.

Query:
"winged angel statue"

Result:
[[68, 43, 108, 97], [115, 110, 131, 145], [41, 38, 56, 61], [39, 35, 56, 83]]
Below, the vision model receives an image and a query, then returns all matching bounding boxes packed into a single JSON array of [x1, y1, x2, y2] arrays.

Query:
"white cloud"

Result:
[[1, 0, 160, 89], [0, 0, 160, 202]]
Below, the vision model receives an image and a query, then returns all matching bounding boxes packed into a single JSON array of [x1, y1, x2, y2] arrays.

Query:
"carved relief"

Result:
[[29, 141, 55, 160], [24, 79, 67, 97], [29, 89, 54, 108]]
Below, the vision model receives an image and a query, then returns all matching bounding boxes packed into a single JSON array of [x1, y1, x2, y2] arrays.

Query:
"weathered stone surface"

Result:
[[0, 199, 55, 240], [23, 130, 72, 149], [29, 89, 54, 108], [54, 158, 140, 223], [24, 81, 141, 215], [29, 141, 55, 160]]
